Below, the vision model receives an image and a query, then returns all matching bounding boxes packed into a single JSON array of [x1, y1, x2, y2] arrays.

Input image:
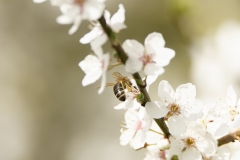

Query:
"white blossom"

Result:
[[210, 85, 240, 138], [169, 127, 217, 160], [145, 120, 164, 146], [120, 107, 152, 149], [78, 47, 109, 94], [80, 4, 126, 48], [146, 80, 202, 136], [56, 0, 105, 34], [196, 102, 223, 137], [144, 146, 167, 160], [122, 32, 175, 76], [203, 145, 231, 160]]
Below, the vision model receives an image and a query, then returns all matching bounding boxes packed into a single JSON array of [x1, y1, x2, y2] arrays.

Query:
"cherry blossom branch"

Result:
[[98, 15, 171, 138], [218, 130, 240, 146]]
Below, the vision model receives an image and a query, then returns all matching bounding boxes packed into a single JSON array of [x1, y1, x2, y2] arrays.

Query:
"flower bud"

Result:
[[157, 138, 170, 150]]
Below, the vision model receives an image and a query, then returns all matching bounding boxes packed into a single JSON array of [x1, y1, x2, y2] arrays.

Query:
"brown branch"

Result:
[[218, 130, 240, 146], [98, 15, 170, 138]]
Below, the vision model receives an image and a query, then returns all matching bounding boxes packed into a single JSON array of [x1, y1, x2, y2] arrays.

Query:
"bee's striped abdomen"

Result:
[[113, 82, 126, 101]]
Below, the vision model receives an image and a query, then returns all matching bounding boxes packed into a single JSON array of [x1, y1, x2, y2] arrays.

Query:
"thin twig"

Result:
[[218, 129, 240, 146], [98, 15, 170, 138]]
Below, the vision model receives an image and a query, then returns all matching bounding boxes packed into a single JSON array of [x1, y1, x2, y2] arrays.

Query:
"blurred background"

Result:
[[1, 0, 240, 160]]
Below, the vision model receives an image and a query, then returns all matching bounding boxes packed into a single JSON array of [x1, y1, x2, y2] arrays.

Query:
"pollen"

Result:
[[229, 109, 238, 121], [140, 54, 153, 65], [167, 103, 181, 117], [185, 137, 195, 148]]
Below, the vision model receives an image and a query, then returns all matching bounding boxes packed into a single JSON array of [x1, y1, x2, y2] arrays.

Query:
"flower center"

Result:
[[74, 0, 85, 6], [136, 121, 142, 130], [166, 103, 181, 118], [140, 54, 153, 65], [182, 137, 196, 151], [186, 137, 195, 146], [229, 108, 238, 121]]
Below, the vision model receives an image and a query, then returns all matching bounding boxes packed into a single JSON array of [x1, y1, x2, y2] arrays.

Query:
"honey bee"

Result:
[[106, 72, 138, 101]]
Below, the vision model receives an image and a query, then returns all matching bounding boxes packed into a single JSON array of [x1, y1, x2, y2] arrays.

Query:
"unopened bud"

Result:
[[157, 138, 170, 150]]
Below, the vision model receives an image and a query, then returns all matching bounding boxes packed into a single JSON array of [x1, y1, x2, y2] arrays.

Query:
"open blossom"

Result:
[[210, 85, 240, 137], [203, 145, 231, 160], [78, 47, 109, 94], [56, 0, 105, 34], [145, 80, 202, 136], [80, 4, 126, 48], [169, 128, 217, 160], [122, 32, 175, 76], [120, 107, 152, 149]]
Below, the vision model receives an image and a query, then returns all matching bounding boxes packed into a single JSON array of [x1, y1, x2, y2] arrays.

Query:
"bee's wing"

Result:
[[112, 72, 123, 79], [96, 83, 115, 89], [105, 83, 115, 87]]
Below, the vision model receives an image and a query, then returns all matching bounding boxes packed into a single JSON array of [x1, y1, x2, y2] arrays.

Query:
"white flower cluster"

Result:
[[33, 1, 240, 160], [143, 82, 240, 160], [118, 80, 240, 160], [34, 0, 106, 34]]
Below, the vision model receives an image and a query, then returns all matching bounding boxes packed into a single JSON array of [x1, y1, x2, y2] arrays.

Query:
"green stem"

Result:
[[98, 15, 170, 138]]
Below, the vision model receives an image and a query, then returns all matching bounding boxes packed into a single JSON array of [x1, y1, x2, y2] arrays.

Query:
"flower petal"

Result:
[[131, 130, 146, 149], [82, 73, 101, 86], [114, 102, 126, 110], [90, 34, 108, 49], [79, 54, 102, 86], [145, 74, 158, 92], [110, 4, 127, 32], [145, 32, 165, 54], [80, 27, 103, 44], [83, 2, 105, 20], [153, 48, 175, 66], [181, 148, 202, 160], [122, 40, 144, 58], [237, 99, 240, 112], [175, 83, 196, 104], [168, 115, 186, 136], [144, 63, 164, 76], [120, 129, 135, 145], [158, 80, 175, 104], [33, 0, 46, 3], [68, 15, 82, 35], [145, 101, 168, 118], [125, 58, 142, 74], [98, 53, 109, 94], [226, 85, 237, 107], [214, 122, 230, 138], [104, 10, 111, 24], [233, 115, 240, 128]]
